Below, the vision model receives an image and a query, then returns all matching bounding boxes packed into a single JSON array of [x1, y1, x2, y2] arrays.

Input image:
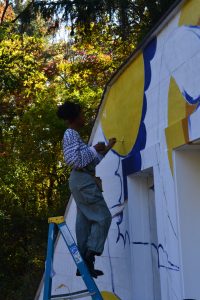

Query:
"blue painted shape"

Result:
[[58, 222, 103, 300], [114, 156, 123, 204], [182, 90, 200, 105], [143, 39, 157, 92], [122, 152, 142, 200], [116, 230, 130, 246], [109, 38, 157, 246], [121, 38, 157, 201], [43, 223, 55, 300], [180, 26, 200, 105], [132, 241, 179, 271]]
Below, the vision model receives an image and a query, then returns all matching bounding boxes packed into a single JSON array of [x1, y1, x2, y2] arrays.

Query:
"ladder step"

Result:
[[51, 290, 88, 298], [44, 219, 103, 300], [50, 289, 96, 300]]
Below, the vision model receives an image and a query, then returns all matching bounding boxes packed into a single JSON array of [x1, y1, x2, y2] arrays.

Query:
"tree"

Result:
[[0, 0, 15, 24], [8, 0, 176, 42], [0, 27, 68, 299], [0, 16, 128, 298]]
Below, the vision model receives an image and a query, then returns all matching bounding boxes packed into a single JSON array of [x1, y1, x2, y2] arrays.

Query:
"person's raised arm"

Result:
[[63, 130, 107, 168]]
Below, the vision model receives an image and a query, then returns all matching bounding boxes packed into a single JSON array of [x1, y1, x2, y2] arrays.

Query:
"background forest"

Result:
[[0, 0, 176, 299]]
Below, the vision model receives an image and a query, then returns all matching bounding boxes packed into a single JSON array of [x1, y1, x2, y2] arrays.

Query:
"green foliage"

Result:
[[17, 0, 176, 42], [0, 28, 67, 299], [0, 35, 46, 95], [0, 16, 129, 298]]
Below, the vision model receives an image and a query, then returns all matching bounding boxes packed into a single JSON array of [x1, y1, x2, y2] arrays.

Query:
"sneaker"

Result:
[[85, 250, 103, 278]]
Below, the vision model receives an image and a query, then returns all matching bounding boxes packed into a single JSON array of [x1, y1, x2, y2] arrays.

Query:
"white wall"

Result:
[[127, 170, 161, 300], [174, 147, 200, 299]]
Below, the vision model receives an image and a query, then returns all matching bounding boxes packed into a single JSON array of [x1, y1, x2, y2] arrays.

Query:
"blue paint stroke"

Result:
[[101, 133, 130, 247], [121, 38, 157, 201], [114, 156, 123, 205], [187, 25, 200, 38], [122, 152, 142, 200], [132, 241, 179, 271], [182, 90, 200, 105], [109, 38, 157, 245], [181, 26, 200, 105], [116, 229, 130, 247], [112, 156, 130, 246]]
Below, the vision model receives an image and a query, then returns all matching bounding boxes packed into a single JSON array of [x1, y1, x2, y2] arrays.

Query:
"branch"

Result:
[[36, 1, 66, 4], [11, 0, 35, 24], [11, 0, 67, 24], [58, 73, 70, 88], [0, 0, 10, 25]]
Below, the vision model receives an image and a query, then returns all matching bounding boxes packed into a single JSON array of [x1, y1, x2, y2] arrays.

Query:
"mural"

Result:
[[165, 2, 200, 171], [36, 1, 200, 300], [100, 0, 200, 243], [100, 38, 157, 247], [98, 0, 200, 297], [101, 53, 145, 157]]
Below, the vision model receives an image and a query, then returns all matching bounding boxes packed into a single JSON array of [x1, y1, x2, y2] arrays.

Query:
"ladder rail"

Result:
[[43, 223, 55, 300], [58, 222, 103, 300], [43, 217, 103, 300]]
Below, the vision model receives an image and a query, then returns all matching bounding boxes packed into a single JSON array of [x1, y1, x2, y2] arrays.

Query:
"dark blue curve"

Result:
[[181, 26, 200, 105], [110, 38, 157, 246], [182, 90, 200, 105], [113, 156, 131, 245], [132, 241, 179, 271], [114, 156, 123, 204], [117, 228, 130, 247], [121, 38, 157, 201]]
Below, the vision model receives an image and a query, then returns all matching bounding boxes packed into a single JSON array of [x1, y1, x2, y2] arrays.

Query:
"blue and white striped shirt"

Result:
[[63, 129, 101, 169]]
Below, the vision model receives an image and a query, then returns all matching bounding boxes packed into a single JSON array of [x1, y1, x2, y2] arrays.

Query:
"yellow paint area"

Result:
[[101, 54, 144, 156], [179, 0, 200, 26], [166, 79, 185, 171], [101, 291, 121, 300], [166, 0, 199, 173], [166, 78, 196, 171]]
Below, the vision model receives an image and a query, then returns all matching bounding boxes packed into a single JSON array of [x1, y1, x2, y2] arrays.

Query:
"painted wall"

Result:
[[36, 1, 200, 299]]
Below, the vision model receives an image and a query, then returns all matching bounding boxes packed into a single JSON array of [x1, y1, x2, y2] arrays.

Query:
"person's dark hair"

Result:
[[57, 101, 81, 122]]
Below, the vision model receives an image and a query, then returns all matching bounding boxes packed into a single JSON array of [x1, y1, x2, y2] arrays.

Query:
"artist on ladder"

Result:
[[57, 101, 116, 279]]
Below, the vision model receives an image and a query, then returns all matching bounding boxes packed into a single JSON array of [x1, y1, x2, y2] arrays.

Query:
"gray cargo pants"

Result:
[[69, 169, 112, 257]]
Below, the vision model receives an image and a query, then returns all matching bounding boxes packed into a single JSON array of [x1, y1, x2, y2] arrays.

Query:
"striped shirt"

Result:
[[63, 128, 101, 169]]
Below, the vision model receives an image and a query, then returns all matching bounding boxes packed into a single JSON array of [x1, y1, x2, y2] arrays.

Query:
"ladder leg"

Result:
[[58, 222, 103, 300], [43, 223, 55, 300]]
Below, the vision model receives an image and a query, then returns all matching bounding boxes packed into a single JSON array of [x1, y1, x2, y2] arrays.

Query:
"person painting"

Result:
[[57, 101, 116, 278]]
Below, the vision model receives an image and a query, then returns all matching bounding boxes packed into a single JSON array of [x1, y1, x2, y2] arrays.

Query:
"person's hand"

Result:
[[108, 138, 117, 149], [94, 142, 106, 152], [94, 138, 116, 156]]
